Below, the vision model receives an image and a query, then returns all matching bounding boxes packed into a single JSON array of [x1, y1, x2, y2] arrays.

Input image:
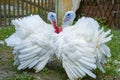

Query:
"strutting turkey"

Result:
[[55, 11, 113, 79], [5, 11, 112, 80], [5, 12, 58, 72]]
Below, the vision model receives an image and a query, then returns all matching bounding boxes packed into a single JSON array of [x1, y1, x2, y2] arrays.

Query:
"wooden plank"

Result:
[[30, 0, 32, 13], [8, 0, 11, 25], [38, 0, 40, 14], [26, 0, 28, 15], [0, 1, 2, 26], [17, 0, 20, 17], [4, 0, 6, 26], [58, 0, 72, 24], [34, 0, 36, 14], [21, 0, 24, 16], [12, 0, 15, 19], [44, 0, 47, 20], [51, 0, 54, 11]]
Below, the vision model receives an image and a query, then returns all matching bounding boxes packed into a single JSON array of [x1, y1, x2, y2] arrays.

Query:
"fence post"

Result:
[[0, 1, 1, 26], [55, 0, 58, 25], [4, 0, 6, 26], [56, 0, 81, 26], [57, 0, 72, 25]]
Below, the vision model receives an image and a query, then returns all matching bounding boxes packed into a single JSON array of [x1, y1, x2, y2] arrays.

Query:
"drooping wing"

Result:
[[5, 15, 55, 71], [55, 16, 112, 79], [5, 15, 54, 47], [93, 27, 113, 72], [55, 27, 97, 80], [75, 17, 112, 72], [13, 32, 55, 72]]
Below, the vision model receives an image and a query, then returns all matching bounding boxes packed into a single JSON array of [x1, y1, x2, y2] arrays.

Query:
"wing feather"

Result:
[[55, 27, 97, 79], [5, 15, 55, 72], [74, 17, 112, 72], [55, 16, 112, 79]]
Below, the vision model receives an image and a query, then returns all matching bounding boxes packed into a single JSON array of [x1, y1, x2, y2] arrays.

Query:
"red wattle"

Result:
[[53, 21, 60, 34], [59, 27, 62, 33]]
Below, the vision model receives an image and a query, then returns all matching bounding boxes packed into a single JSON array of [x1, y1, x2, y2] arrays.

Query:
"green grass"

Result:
[[0, 25, 120, 80], [106, 28, 120, 76], [7, 72, 36, 80], [0, 26, 15, 40]]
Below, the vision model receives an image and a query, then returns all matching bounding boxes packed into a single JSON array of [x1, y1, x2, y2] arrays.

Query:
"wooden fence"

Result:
[[76, 0, 120, 28], [0, 0, 55, 26], [0, 0, 120, 28]]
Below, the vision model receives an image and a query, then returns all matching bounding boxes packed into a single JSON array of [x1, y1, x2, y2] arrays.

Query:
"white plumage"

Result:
[[75, 17, 112, 72], [55, 11, 112, 80], [5, 11, 112, 80], [5, 14, 56, 72]]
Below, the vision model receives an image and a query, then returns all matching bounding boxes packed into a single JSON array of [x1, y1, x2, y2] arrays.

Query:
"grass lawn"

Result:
[[0, 25, 120, 80]]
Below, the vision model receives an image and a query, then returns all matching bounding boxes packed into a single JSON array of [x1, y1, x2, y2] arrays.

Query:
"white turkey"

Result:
[[55, 11, 113, 80], [5, 10, 113, 80], [5, 12, 58, 72]]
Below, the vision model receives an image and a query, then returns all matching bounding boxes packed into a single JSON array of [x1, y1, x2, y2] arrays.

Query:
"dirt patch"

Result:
[[0, 44, 120, 80], [0, 44, 67, 80]]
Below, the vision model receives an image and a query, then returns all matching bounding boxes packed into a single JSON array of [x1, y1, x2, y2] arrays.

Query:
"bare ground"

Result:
[[0, 44, 68, 80], [0, 44, 120, 80]]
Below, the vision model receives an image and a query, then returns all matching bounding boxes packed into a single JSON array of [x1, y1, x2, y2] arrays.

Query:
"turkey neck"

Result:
[[52, 20, 59, 34]]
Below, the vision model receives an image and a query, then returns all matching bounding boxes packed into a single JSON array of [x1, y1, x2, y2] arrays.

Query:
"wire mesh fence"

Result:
[[0, 0, 55, 26], [76, 0, 120, 28]]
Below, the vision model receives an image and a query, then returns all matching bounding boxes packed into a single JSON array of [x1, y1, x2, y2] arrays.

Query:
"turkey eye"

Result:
[[67, 13, 70, 16], [51, 15, 54, 17]]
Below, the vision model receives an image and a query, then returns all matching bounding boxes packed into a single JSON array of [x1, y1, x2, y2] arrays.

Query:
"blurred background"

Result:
[[0, 0, 119, 28]]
